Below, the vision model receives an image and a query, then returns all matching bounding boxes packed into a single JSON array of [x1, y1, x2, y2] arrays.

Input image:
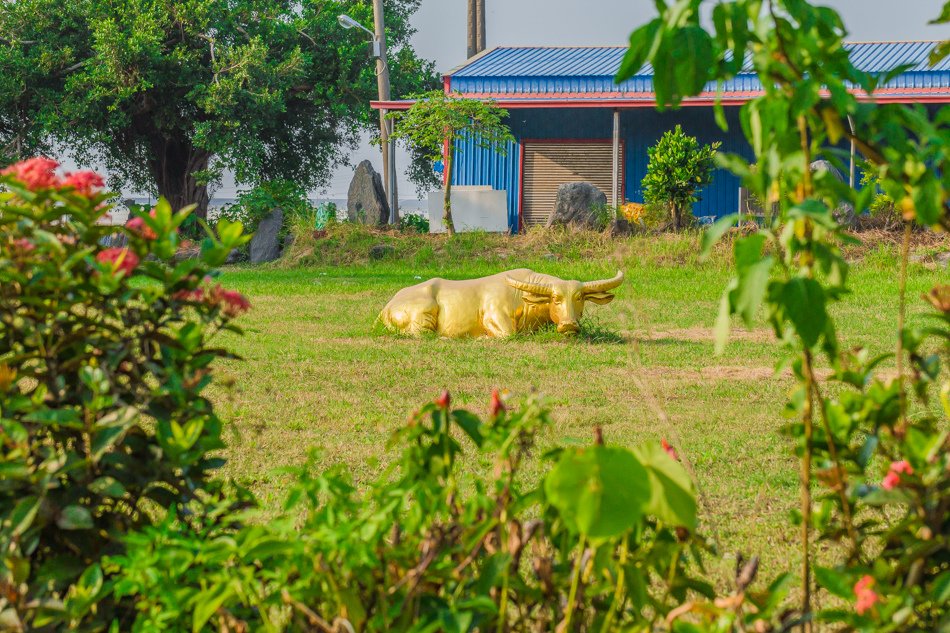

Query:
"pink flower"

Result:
[[661, 439, 679, 461], [435, 390, 451, 410], [96, 248, 139, 276], [13, 238, 35, 252], [209, 284, 250, 317], [62, 170, 104, 197], [490, 389, 506, 417], [126, 211, 158, 240], [173, 288, 204, 302], [854, 575, 880, 615], [1, 157, 61, 190], [882, 460, 913, 490]]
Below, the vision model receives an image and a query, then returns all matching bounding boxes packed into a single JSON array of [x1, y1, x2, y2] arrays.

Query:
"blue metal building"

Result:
[[375, 42, 950, 231]]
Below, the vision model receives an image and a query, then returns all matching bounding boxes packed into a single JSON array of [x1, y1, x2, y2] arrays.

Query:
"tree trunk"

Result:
[[670, 201, 683, 230], [148, 136, 211, 219], [443, 145, 456, 236]]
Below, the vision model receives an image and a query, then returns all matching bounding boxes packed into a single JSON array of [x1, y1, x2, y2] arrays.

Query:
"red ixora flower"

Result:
[[435, 390, 451, 410], [126, 209, 158, 240], [661, 439, 679, 461], [490, 389, 506, 417], [882, 460, 913, 490], [62, 170, 104, 197], [173, 288, 204, 302], [209, 284, 251, 317], [1, 157, 61, 191], [96, 248, 139, 277], [12, 238, 35, 252], [854, 575, 880, 615]]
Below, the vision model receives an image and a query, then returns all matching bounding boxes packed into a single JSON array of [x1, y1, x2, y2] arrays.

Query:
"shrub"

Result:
[[217, 179, 312, 236], [0, 158, 251, 629], [641, 126, 720, 230], [398, 210, 430, 233], [100, 392, 735, 632]]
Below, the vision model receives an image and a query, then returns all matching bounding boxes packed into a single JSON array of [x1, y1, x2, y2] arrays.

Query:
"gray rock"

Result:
[[610, 215, 632, 237], [546, 182, 608, 230], [225, 248, 246, 264], [347, 160, 390, 226], [541, 253, 559, 262], [249, 208, 283, 264], [369, 243, 396, 261], [935, 252, 950, 268]]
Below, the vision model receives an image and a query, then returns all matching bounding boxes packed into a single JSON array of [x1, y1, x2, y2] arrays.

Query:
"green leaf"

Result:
[[8, 496, 41, 536], [932, 570, 950, 603], [192, 583, 234, 633], [57, 505, 93, 530], [814, 565, 853, 600], [735, 258, 774, 327], [544, 446, 650, 539], [633, 442, 697, 530], [89, 477, 126, 498], [451, 410, 484, 447], [779, 278, 827, 348]]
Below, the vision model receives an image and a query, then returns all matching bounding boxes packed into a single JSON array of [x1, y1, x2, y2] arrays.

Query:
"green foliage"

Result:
[[0, 158, 252, 630], [0, 0, 438, 214], [628, 0, 950, 630], [641, 126, 720, 229], [398, 210, 429, 233], [217, 179, 313, 237], [388, 91, 514, 235], [98, 393, 728, 632]]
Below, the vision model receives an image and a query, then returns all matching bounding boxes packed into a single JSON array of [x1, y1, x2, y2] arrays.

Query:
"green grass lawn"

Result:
[[207, 228, 947, 584]]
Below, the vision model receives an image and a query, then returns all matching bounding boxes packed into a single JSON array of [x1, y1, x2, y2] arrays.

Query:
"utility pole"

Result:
[[476, 0, 486, 54], [372, 0, 397, 221], [467, 0, 477, 58]]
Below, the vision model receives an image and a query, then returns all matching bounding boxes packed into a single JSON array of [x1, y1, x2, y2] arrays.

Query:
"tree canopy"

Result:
[[388, 90, 514, 235], [0, 0, 438, 215]]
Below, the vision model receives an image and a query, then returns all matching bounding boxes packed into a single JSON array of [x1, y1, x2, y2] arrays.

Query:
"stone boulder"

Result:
[[249, 208, 283, 264], [546, 182, 608, 230], [347, 160, 390, 226], [810, 160, 856, 226], [369, 243, 396, 261]]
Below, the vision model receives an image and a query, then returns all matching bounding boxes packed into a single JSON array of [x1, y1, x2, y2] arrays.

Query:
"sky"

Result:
[[73, 0, 949, 202]]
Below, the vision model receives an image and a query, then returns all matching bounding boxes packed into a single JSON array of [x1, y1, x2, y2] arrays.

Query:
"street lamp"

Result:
[[337, 14, 381, 57], [337, 12, 395, 223]]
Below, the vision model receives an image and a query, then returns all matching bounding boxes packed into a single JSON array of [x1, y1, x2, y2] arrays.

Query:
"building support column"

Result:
[[611, 109, 620, 207]]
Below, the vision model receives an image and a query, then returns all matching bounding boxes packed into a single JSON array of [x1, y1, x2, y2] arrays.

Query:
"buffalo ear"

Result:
[[522, 293, 551, 305], [584, 291, 615, 305]]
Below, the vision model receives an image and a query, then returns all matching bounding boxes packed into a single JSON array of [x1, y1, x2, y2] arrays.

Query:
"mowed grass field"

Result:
[[207, 227, 948, 582]]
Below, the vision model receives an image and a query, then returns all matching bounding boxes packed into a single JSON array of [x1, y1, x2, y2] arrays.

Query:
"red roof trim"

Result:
[[372, 87, 950, 110]]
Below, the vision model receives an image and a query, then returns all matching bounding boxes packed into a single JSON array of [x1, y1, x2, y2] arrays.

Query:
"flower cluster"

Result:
[[853, 575, 880, 615], [127, 209, 158, 240], [96, 248, 139, 277], [173, 284, 251, 318], [1, 157, 104, 197], [881, 460, 913, 490]]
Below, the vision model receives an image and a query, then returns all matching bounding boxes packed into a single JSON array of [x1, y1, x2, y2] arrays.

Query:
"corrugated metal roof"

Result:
[[448, 42, 950, 99]]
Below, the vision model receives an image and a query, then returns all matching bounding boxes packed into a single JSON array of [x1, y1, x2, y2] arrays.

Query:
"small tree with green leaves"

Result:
[[641, 125, 720, 230], [388, 91, 514, 236]]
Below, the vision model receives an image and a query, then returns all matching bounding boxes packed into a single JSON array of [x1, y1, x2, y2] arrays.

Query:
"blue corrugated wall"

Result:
[[450, 106, 756, 231], [451, 136, 522, 231]]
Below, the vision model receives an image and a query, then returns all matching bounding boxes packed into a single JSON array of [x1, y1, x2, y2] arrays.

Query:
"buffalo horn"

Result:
[[582, 271, 624, 293]]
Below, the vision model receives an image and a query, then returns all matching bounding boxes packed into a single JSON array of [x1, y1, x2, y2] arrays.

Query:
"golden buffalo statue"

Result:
[[380, 268, 624, 338]]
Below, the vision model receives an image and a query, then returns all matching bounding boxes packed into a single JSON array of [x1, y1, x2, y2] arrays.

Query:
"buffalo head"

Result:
[[506, 271, 624, 334]]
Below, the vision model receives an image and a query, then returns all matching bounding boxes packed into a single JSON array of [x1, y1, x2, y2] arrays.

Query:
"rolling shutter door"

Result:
[[522, 142, 617, 227]]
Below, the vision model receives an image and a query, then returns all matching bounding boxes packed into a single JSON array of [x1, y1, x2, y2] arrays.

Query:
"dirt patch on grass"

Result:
[[630, 327, 773, 343], [611, 364, 833, 382]]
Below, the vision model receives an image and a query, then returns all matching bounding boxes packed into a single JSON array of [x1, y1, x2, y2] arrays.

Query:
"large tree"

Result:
[[0, 0, 437, 217]]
